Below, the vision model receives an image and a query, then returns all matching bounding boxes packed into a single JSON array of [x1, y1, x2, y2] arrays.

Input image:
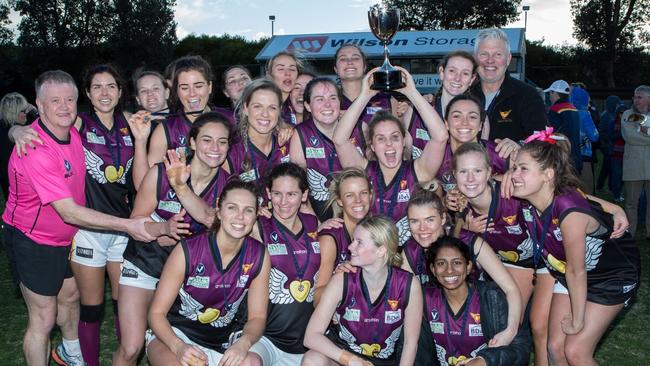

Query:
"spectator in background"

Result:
[[611, 104, 627, 202], [545, 80, 582, 172], [621, 85, 650, 237], [0, 92, 38, 200], [597, 95, 623, 194], [572, 86, 599, 195], [470, 28, 547, 143]]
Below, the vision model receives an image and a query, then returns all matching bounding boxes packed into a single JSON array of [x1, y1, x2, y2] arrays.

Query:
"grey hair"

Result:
[[0, 93, 29, 126], [635, 85, 650, 96], [474, 28, 511, 55], [35, 70, 79, 99]]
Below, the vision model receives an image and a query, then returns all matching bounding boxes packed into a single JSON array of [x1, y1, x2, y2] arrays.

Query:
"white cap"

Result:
[[544, 80, 571, 94]]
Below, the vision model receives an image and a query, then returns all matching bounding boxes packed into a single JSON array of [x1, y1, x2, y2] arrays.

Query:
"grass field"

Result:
[[0, 196, 648, 365]]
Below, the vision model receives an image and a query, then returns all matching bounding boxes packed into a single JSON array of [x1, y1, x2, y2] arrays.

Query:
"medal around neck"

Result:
[[368, 4, 404, 90]]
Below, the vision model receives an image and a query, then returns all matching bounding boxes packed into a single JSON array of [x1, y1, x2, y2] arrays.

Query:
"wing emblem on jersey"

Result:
[[376, 326, 402, 358], [585, 236, 604, 271], [411, 145, 423, 160], [210, 291, 246, 328], [307, 168, 330, 202], [396, 216, 411, 246], [436, 343, 448, 366], [84, 147, 107, 184], [338, 324, 362, 354], [177, 287, 245, 328], [269, 268, 294, 304], [517, 236, 534, 261]]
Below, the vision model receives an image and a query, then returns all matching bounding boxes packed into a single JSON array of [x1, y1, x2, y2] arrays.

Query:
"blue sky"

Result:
[[174, 0, 577, 45]]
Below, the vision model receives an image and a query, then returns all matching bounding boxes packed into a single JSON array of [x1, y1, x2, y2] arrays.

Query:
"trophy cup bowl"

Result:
[[368, 4, 404, 90]]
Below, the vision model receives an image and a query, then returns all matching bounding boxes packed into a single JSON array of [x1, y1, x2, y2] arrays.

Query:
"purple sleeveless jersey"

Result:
[[340, 92, 392, 152], [296, 118, 364, 207], [521, 188, 639, 305], [258, 212, 321, 354], [437, 140, 508, 192], [167, 233, 265, 352], [407, 98, 442, 160], [460, 183, 534, 268], [402, 238, 432, 285], [228, 136, 291, 183], [318, 225, 352, 266], [367, 160, 418, 246], [281, 98, 297, 125], [211, 106, 236, 127], [163, 113, 193, 157], [425, 285, 487, 365], [78, 111, 135, 218], [122, 164, 230, 279], [333, 267, 412, 363]]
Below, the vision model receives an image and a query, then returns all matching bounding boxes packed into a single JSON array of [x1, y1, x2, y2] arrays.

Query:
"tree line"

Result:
[[1, 0, 648, 103]]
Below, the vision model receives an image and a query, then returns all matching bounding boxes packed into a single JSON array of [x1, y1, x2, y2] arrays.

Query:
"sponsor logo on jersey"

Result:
[[187, 276, 209, 289], [415, 128, 430, 141], [268, 243, 288, 256], [306, 147, 325, 159], [344, 307, 360, 322], [469, 323, 483, 336], [121, 267, 138, 278], [523, 208, 533, 222], [64, 159, 73, 178], [397, 189, 410, 202], [430, 321, 444, 334], [237, 275, 249, 288], [553, 227, 563, 241], [311, 241, 320, 253], [505, 224, 523, 235], [385, 309, 402, 324]]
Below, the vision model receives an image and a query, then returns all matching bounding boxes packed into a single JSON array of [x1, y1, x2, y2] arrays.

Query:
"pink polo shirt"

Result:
[[2, 119, 86, 246]]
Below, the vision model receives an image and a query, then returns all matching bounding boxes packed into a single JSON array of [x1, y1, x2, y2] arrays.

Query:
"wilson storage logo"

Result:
[[287, 36, 329, 53]]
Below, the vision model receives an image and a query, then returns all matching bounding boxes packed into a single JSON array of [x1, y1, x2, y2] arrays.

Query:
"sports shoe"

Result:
[[51, 343, 86, 366]]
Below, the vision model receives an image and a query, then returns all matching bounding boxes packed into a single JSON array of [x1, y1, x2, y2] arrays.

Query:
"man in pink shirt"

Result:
[[2, 70, 156, 366]]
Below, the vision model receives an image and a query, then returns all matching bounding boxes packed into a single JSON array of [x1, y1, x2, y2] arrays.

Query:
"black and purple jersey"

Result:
[[318, 225, 352, 266], [163, 113, 193, 157], [258, 212, 321, 354], [79, 111, 135, 218], [521, 188, 640, 305], [402, 239, 432, 285], [407, 98, 442, 160], [460, 184, 534, 268], [227, 136, 291, 183], [332, 267, 412, 363], [437, 140, 508, 192], [281, 98, 297, 125], [367, 160, 419, 246], [425, 285, 487, 365], [212, 106, 236, 127], [167, 233, 265, 352], [122, 165, 229, 279]]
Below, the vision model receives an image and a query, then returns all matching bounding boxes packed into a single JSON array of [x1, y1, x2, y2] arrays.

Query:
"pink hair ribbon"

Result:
[[524, 126, 559, 144]]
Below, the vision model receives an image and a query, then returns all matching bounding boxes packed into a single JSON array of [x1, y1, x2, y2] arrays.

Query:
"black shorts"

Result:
[[3, 224, 73, 296]]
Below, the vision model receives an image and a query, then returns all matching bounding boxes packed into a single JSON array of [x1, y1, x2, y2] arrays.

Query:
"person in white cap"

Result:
[[545, 80, 582, 172]]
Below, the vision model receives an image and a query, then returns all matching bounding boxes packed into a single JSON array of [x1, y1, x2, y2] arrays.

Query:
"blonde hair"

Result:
[[0, 93, 29, 126], [357, 215, 402, 267], [326, 168, 372, 218]]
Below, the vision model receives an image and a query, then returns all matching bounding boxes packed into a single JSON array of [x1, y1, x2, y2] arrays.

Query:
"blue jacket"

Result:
[[548, 97, 582, 172], [571, 87, 599, 158], [599, 96, 622, 152]]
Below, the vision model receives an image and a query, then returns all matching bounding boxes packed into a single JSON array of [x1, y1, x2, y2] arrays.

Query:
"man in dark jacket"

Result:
[[544, 79, 582, 172], [470, 28, 547, 143]]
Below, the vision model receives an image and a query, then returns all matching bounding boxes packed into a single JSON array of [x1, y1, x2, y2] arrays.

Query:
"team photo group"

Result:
[[1, 25, 645, 366]]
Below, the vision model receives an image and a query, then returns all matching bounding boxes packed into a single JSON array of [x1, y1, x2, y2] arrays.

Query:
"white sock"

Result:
[[62, 338, 81, 355]]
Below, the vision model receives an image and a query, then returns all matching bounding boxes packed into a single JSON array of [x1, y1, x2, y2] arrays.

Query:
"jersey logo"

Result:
[[268, 243, 287, 256], [343, 307, 360, 322], [502, 214, 517, 225], [178, 135, 187, 146], [499, 109, 512, 119], [242, 263, 253, 275], [470, 312, 481, 323], [469, 323, 483, 337], [270, 232, 279, 243], [552, 218, 559, 225], [195, 263, 205, 275], [64, 159, 73, 178], [166, 190, 177, 200], [120, 127, 129, 135], [400, 179, 408, 190], [384, 309, 402, 324], [388, 299, 399, 311], [309, 136, 319, 146], [289, 280, 311, 302], [360, 343, 381, 357], [431, 309, 439, 321]]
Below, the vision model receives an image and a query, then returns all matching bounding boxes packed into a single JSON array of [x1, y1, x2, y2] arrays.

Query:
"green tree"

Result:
[[15, 0, 114, 48], [571, 0, 650, 87], [109, 0, 177, 73], [384, 0, 522, 30], [0, 0, 13, 45]]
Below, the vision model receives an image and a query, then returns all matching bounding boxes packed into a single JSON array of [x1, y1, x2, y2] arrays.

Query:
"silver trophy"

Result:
[[368, 4, 404, 90]]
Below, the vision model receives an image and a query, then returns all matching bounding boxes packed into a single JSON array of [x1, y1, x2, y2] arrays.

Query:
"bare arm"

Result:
[[333, 70, 379, 170], [148, 123, 168, 167], [314, 234, 338, 306], [289, 132, 307, 169], [128, 111, 153, 190], [399, 277, 422, 366], [148, 245, 208, 365], [473, 237, 522, 346], [559, 213, 589, 335]]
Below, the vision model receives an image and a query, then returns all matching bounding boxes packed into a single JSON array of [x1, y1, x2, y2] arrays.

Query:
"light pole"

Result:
[[269, 15, 276, 37], [522, 5, 530, 34]]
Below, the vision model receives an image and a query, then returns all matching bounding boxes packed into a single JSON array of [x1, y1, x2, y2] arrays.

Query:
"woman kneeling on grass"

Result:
[[147, 180, 271, 366]]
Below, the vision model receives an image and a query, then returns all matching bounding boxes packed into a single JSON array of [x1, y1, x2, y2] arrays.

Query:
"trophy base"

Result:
[[371, 69, 404, 91]]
